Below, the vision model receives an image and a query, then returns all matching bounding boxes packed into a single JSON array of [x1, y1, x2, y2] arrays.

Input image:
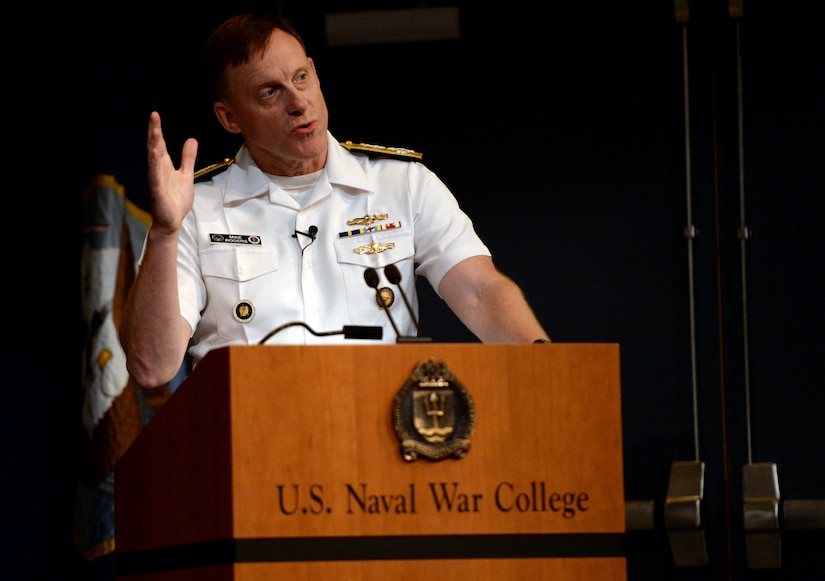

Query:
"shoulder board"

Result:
[[194, 157, 235, 182], [340, 141, 423, 161]]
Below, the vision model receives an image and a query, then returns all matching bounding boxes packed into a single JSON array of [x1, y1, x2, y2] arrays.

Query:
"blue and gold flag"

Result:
[[76, 174, 171, 560]]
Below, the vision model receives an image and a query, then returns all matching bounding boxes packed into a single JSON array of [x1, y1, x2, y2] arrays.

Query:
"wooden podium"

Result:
[[115, 343, 626, 580]]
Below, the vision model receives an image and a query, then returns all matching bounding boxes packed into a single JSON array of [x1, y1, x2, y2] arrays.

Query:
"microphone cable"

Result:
[[258, 321, 382, 345]]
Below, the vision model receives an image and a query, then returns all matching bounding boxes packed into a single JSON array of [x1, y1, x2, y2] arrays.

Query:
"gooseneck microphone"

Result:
[[258, 321, 382, 345], [364, 267, 404, 340], [384, 263, 430, 341], [364, 266, 432, 343]]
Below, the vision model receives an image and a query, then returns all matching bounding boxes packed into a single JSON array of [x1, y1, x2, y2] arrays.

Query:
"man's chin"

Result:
[[293, 133, 326, 154]]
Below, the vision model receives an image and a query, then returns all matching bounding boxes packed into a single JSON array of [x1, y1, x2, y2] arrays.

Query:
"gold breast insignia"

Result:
[[354, 240, 396, 255], [347, 214, 389, 226]]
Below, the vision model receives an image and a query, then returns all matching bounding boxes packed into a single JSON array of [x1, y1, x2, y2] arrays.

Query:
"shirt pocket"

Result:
[[200, 246, 280, 338], [333, 230, 415, 324]]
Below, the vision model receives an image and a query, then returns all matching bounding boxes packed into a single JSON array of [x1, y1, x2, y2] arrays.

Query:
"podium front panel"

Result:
[[116, 343, 625, 579]]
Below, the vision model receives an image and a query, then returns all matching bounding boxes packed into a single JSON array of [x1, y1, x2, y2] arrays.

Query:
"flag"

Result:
[[75, 174, 174, 560]]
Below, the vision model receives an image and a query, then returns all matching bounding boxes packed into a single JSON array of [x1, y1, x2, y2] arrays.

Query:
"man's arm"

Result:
[[120, 227, 193, 388], [119, 112, 199, 388], [438, 255, 550, 343]]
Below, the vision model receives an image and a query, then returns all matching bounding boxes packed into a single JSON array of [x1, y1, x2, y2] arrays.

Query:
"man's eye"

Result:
[[295, 72, 308, 83]]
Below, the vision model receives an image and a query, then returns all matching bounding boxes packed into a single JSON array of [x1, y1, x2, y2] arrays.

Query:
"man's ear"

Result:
[[214, 101, 242, 134], [309, 57, 320, 84]]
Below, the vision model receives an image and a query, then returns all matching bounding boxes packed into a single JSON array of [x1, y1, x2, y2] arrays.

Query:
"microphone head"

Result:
[[308, 225, 318, 238], [342, 325, 383, 340], [384, 263, 402, 284], [364, 268, 379, 288]]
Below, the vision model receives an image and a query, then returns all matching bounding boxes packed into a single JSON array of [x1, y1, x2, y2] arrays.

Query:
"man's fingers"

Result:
[[180, 138, 199, 176]]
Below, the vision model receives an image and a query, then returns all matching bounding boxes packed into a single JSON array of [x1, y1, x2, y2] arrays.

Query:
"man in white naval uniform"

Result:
[[121, 13, 550, 389]]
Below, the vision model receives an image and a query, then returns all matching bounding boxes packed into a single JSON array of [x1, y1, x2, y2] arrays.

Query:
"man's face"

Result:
[[215, 30, 329, 175]]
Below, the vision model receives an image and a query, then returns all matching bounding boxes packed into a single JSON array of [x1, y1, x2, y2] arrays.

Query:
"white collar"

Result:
[[217, 132, 374, 207]]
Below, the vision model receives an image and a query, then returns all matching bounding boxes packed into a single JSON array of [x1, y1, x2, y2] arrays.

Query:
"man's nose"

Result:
[[286, 88, 309, 114]]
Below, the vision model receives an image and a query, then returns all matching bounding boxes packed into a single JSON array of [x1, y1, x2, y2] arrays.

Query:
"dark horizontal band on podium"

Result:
[[117, 532, 625, 576]]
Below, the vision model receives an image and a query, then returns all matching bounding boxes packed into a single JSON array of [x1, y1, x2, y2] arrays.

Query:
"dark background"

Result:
[[9, 1, 824, 579]]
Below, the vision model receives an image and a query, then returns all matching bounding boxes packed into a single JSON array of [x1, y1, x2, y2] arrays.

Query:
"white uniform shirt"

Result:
[[178, 131, 490, 363]]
